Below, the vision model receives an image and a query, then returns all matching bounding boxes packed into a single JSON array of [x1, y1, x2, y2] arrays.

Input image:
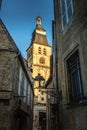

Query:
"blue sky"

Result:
[[0, 0, 54, 58]]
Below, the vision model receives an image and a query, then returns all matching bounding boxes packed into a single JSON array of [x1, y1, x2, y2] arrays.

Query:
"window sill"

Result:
[[65, 99, 87, 109]]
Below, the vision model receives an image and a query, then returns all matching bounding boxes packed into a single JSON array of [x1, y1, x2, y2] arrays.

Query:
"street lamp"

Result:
[[34, 73, 45, 88], [34, 74, 59, 98]]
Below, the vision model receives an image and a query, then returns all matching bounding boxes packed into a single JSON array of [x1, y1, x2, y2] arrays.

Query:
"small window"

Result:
[[43, 48, 46, 55], [18, 67, 23, 96], [38, 47, 41, 54], [60, 0, 73, 30], [66, 50, 83, 103], [41, 97, 44, 101]]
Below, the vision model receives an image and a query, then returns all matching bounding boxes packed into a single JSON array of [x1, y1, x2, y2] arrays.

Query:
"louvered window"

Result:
[[38, 47, 41, 54], [43, 48, 46, 55]]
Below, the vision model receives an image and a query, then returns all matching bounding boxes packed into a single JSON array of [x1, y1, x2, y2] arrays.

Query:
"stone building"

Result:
[[0, 19, 34, 130], [26, 16, 51, 130], [52, 0, 87, 130]]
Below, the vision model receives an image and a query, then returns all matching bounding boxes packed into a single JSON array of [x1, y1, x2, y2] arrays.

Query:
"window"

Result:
[[23, 78, 27, 103], [66, 50, 83, 103], [27, 85, 30, 106], [38, 47, 41, 54], [18, 67, 23, 96], [60, 0, 73, 30], [43, 48, 46, 55], [41, 97, 44, 101]]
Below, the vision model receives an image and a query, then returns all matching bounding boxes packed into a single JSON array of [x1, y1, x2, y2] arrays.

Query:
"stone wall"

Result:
[[0, 20, 33, 130], [54, 0, 87, 129]]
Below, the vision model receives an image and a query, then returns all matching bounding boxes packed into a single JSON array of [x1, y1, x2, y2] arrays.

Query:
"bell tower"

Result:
[[26, 16, 51, 130], [26, 16, 51, 84]]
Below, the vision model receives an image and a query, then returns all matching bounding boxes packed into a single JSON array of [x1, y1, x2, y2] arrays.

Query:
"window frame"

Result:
[[18, 67, 23, 96], [66, 50, 84, 104], [60, 0, 73, 30]]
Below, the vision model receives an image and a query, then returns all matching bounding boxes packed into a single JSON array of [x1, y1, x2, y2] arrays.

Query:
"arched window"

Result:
[[38, 47, 41, 54], [43, 48, 46, 55]]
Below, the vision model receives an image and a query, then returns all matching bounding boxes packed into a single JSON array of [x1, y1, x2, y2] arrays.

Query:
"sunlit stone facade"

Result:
[[27, 16, 51, 130]]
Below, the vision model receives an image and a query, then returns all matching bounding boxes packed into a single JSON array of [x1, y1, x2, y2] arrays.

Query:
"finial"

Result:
[[36, 16, 42, 25]]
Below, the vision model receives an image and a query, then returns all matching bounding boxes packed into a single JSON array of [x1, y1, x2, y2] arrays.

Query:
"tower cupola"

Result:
[[36, 16, 42, 25]]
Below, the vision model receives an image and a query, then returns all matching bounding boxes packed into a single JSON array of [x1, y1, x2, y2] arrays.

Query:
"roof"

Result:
[[0, 18, 19, 52], [0, 19, 34, 95], [26, 17, 51, 51]]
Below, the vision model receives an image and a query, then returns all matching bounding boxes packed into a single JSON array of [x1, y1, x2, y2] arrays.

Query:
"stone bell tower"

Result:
[[26, 16, 51, 130]]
